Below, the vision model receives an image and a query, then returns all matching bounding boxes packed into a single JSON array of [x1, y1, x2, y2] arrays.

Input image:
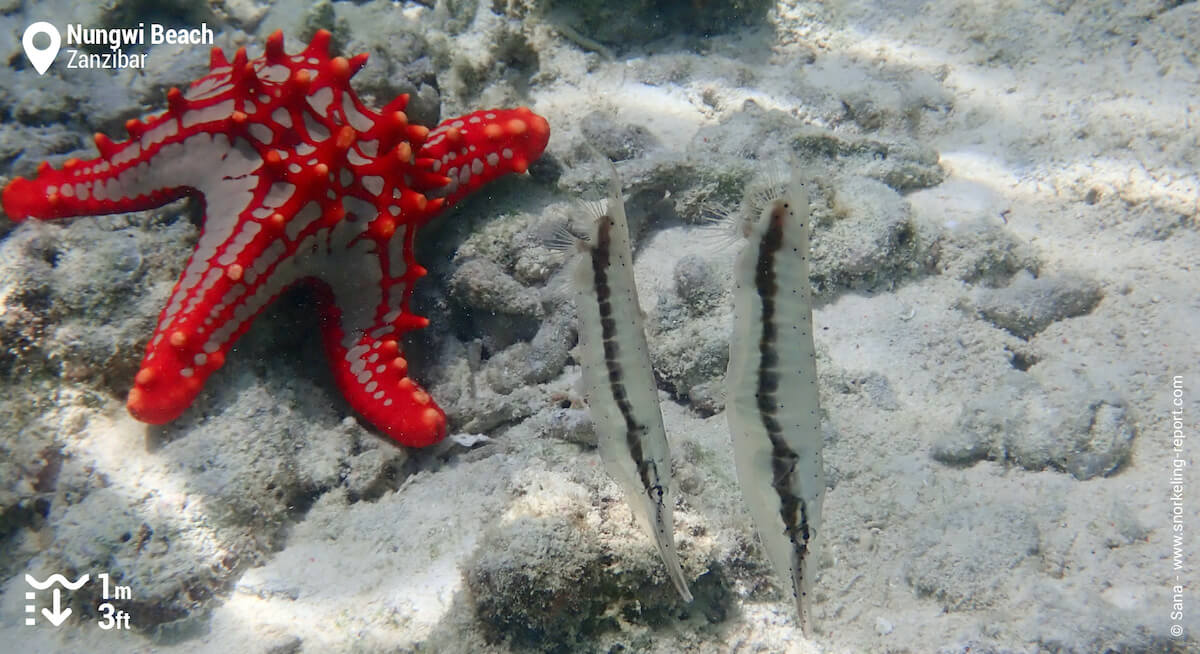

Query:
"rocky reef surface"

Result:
[[1, 1, 1197, 652]]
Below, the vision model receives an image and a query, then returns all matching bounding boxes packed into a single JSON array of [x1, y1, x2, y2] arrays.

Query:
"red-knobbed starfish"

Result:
[[2, 30, 550, 447]]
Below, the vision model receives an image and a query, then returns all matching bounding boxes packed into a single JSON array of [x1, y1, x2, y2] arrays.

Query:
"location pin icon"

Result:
[[22, 22, 61, 75]]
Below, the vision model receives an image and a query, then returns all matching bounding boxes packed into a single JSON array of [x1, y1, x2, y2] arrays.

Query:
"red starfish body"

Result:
[[1, 30, 550, 447]]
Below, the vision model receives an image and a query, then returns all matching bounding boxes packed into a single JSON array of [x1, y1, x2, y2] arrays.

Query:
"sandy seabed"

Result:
[[0, 1, 1197, 653]]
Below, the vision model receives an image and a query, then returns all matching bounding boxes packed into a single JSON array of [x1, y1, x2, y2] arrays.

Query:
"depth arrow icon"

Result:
[[42, 588, 71, 626]]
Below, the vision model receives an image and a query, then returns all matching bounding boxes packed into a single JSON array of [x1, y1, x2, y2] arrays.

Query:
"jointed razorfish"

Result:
[[725, 170, 825, 635], [563, 163, 692, 603]]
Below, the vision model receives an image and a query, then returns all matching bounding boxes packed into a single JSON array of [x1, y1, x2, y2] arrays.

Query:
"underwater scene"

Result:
[[0, 1, 1197, 652]]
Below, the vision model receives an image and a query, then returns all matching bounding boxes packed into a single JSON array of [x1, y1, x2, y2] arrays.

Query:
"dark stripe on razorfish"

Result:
[[590, 215, 659, 499], [753, 202, 813, 580]]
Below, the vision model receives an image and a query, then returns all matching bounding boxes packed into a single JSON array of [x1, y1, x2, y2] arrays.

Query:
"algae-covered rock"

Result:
[[464, 469, 729, 651], [811, 175, 933, 298], [545, 0, 772, 47], [933, 368, 1136, 480], [971, 271, 1104, 340]]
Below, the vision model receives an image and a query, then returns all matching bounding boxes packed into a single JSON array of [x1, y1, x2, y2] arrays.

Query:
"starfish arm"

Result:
[[2, 160, 191, 222], [2, 32, 339, 223], [125, 192, 305, 425], [0, 120, 253, 222], [2, 47, 290, 223], [314, 274, 447, 447], [298, 197, 450, 448], [418, 107, 551, 209]]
